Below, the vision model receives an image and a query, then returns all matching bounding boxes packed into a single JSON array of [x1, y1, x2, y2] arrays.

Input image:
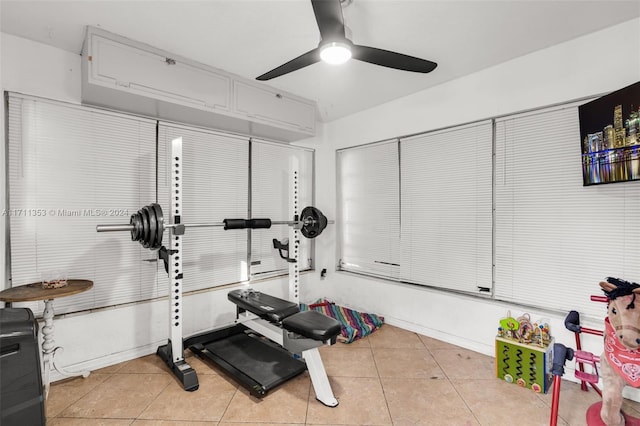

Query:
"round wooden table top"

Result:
[[0, 279, 93, 302]]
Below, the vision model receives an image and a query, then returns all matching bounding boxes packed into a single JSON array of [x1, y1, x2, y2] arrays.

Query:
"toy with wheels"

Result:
[[550, 278, 640, 426]]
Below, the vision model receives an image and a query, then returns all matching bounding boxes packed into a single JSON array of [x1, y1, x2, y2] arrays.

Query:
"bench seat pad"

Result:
[[282, 310, 341, 341], [228, 289, 299, 323]]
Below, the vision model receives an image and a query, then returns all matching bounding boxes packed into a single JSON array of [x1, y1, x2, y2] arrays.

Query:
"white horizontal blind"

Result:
[[337, 140, 401, 278], [250, 140, 313, 276], [494, 103, 640, 318], [158, 123, 249, 292], [400, 121, 493, 293], [7, 94, 157, 315]]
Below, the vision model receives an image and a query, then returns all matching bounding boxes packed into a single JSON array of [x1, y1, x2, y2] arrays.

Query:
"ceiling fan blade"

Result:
[[311, 0, 346, 40], [352, 45, 438, 73], [256, 48, 321, 81]]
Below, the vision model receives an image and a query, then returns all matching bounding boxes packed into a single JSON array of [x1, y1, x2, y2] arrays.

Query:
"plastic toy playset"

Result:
[[496, 312, 553, 393]]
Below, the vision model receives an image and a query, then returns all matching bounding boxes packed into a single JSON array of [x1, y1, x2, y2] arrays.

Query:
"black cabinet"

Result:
[[0, 308, 45, 426]]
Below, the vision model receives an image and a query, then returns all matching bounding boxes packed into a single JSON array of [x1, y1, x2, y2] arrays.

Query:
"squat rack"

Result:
[[96, 137, 332, 390]]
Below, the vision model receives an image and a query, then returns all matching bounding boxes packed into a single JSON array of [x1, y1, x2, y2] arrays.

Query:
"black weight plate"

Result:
[[139, 207, 150, 248], [130, 212, 142, 242], [300, 206, 321, 238], [317, 209, 328, 234], [151, 203, 164, 248], [145, 205, 157, 250]]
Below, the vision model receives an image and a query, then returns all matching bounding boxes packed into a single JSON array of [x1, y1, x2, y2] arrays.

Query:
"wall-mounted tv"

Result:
[[579, 81, 640, 186]]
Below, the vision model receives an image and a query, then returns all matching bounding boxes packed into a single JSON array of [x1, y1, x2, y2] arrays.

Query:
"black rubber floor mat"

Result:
[[204, 332, 306, 390]]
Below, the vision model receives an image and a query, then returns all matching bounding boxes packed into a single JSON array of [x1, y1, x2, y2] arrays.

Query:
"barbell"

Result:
[[96, 203, 328, 249]]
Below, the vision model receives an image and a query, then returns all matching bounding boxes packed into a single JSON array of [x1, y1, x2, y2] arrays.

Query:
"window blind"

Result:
[[7, 94, 157, 315], [494, 102, 640, 318], [399, 121, 493, 293], [157, 123, 249, 291], [250, 140, 313, 276], [337, 140, 401, 278]]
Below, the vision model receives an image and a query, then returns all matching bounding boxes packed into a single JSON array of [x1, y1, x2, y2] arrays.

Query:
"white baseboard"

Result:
[[383, 316, 495, 356], [49, 340, 165, 383]]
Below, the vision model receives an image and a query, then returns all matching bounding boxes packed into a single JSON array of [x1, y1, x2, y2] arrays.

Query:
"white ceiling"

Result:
[[1, 0, 639, 122]]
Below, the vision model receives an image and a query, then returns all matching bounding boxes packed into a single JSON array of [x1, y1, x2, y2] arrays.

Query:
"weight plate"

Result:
[[300, 206, 326, 238], [139, 207, 150, 248], [145, 205, 157, 250], [151, 203, 164, 249], [299, 206, 315, 238], [317, 209, 328, 234], [130, 212, 142, 242]]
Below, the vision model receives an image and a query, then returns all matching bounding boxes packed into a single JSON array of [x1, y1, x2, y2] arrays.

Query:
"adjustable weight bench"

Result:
[[185, 289, 341, 406]]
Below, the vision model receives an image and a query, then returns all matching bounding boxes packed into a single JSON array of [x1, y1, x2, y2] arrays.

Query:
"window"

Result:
[[337, 140, 401, 279], [494, 103, 640, 317], [337, 97, 640, 318], [6, 94, 316, 315], [400, 121, 493, 293], [250, 140, 314, 276], [7, 94, 157, 315], [157, 123, 249, 291], [337, 123, 493, 293]]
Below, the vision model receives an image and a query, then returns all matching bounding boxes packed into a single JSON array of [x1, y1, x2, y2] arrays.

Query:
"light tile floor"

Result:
[[46, 325, 640, 425]]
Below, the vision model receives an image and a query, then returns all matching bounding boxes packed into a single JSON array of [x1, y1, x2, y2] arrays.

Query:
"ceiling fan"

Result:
[[256, 0, 438, 81]]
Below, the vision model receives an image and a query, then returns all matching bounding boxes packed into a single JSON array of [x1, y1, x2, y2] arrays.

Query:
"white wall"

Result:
[[297, 18, 640, 395]]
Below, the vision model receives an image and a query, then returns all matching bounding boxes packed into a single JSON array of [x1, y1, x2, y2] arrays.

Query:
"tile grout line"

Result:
[[418, 336, 484, 426], [134, 373, 173, 422], [446, 377, 485, 425], [215, 379, 240, 424], [369, 336, 397, 426], [50, 371, 118, 420], [49, 415, 138, 424]]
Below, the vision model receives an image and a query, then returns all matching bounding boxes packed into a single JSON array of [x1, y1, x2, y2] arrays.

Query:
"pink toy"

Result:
[[550, 278, 640, 426], [597, 278, 640, 426]]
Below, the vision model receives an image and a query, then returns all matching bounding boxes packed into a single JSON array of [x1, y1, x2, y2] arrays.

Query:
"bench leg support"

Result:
[[302, 347, 338, 407]]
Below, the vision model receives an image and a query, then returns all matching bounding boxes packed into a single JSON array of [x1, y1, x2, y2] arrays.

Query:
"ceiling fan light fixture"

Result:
[[255, 0, 437, 80], [320, 41, 352, 65]]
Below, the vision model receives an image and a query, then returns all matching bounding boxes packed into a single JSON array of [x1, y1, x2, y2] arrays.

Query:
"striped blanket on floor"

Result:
[[300, 298, 384, 343]]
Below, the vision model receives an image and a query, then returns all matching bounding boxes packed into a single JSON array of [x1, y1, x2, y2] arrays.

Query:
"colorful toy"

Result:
[[496, 311, 554, 393], [499, 313, 520, 340], [497, 311, 552, 347], [549, 277, 640, 426], [495, 335, 554, 393]]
